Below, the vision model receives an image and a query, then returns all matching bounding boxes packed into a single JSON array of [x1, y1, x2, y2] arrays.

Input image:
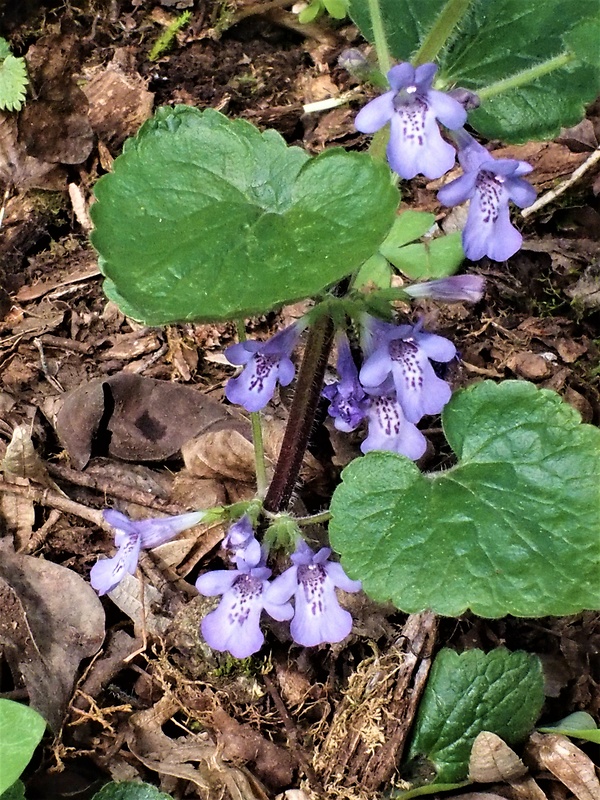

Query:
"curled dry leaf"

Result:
[[3, 424, 55, 488], [0, 539, 105, 730], [55, 373, 249, 469], [469, 732, 528, 783], [526, 731, 600, 800]]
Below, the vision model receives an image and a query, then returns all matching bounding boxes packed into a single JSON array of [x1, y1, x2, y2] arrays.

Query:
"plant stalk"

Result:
[[477, 52, 573, 100], [263, 313, 335, 514], [413, 0, 474, 66], [367, 0, 392, 75]]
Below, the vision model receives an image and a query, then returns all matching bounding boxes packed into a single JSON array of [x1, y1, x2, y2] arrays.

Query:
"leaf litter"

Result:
[[0, 3, 598, 800]]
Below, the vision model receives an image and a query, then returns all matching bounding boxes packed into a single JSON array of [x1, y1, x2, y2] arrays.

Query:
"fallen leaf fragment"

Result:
[[526, 731, 600, 800], [0, 539, 105, 730], [469, 732, 528, 783]]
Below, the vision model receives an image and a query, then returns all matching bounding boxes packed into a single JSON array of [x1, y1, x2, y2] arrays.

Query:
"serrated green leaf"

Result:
[[538, 711, 600, 744], [329, 380, 600, 617], [0, 700, 46, 795], [92, 782, 173, 800], [91, 106, 398, 324], [0, 55, 28, 112], [0, 37, 12, 60], [349, 0, 600, 142], [406, 649, 544, 783]]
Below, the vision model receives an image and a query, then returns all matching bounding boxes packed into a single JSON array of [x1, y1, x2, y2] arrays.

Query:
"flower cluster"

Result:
[[196, 517, 361, 658], [354, 62, 536, 261], [90, 509, 206, 595], [323, 317, 456, 460]]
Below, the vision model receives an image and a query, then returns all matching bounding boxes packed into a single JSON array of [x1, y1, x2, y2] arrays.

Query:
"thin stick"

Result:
[[0, 478, 112, 530], [521, 146, 600, 219]]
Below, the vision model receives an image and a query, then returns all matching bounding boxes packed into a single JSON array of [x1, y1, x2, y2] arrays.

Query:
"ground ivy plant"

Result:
[[89, 0, 600, 792]]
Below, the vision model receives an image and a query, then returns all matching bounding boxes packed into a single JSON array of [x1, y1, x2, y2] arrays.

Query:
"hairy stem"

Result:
[[413, 0, 474, 66], [367, 0, 392, 75], [477, 52, 573, 100], [263, 314, 334, 514]]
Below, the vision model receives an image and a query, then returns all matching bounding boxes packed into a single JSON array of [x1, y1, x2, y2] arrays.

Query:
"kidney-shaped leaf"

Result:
[[91, 106, 398, 324], [329, 380, 600, 617]]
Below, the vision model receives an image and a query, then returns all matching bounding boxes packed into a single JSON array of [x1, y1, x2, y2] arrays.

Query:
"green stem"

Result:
[[413, 0, 474, 66], [295, 510, 332, 526], [235, 319, 268, 498], [263, 313, 335, 514], [477, 52, 573, 100], [367, 0, 392, 75]]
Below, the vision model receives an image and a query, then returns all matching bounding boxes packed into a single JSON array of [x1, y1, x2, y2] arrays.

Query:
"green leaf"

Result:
[[383, 232, 464, 279], [0, 37, 12, 60], [380, 211, 435, 251], [323, 0, 349, 18], [538, 711, 600, 744], [91, 106, 398, 324], [0, 55, 28, 112], [0, 700, 46, 795], [329, 380, 600, 617], [298, 1, 323, 23], [92, 782, 174, 800], [353, 253, 392, 289], [0, 780, 26, 800], [349, 0, 600, 142], [406, 648, 544, 783]]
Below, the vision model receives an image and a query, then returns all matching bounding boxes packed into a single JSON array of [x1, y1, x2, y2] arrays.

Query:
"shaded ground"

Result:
[[0, 2, 599, 799]]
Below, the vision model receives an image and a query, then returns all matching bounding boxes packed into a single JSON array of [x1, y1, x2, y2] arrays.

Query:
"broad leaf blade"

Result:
[[407, 649, 544, 783], [0, 700, 46, 795], [329, 381, 600, 617], [91, 106, 398, 324]]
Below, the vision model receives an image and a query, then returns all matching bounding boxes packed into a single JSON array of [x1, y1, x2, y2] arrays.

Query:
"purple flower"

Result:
[[359, 320, 456, 423], [270, 540, 361, 648], [355, 62, 467, 180], [222, 514, 262, 566], [438, 130, 536, 262], [196, 557, 293, 659], [404, 275, 485, 303], [323, 335, 369, 432], [362, 383, 427, 460], [225, 320, 305, 413], [91, 509, 206, 596]]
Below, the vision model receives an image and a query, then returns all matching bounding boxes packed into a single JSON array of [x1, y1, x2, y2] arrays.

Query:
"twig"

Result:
[[262, 673, 323, 794], [521, 146, 600, 218], [46, 462, 186, 514], [0, 478, 112, 530]]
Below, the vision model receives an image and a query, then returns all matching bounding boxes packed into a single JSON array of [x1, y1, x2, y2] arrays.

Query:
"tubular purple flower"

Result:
[[196, 558, 293, 659], [270, 540, 361, 648], [323, 335, 368, 432], [438, 130, 537, 262], [225, 320, 306, 413], [355, 62, 467, 180], [359, 321, 456, 424], [404, 275, 485, 303], [222, 515, 262, 566], [91, 509, 206, 596], [362, 382, 427, 460]]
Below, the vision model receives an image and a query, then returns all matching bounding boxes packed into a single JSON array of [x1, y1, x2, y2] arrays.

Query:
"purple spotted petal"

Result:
[[291, 567, 354, 647], [200, 572, 268, 658], [323, 335, 368, 432], [355, 91, 395, 133], [195, 568, 241, 596], [387, 62, 416, 91], [361, 394, 427, 460], [387, 103, 457, 180], [225, 322, 304, 413], [90, 531, 141, 596], [388, 338, 452, 422], [222, 516, 262, 566]]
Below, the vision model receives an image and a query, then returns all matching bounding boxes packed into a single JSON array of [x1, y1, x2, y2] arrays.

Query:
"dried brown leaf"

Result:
[[0, 539, 105, 730], [0, 487, 35, 542], [526, 732, 600, 800], [3, 424, 54, 487], [469, 732, 528, 783]]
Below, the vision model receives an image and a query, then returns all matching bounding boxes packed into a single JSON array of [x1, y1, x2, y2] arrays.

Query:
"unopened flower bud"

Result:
[[448, 87, 481, 110]]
